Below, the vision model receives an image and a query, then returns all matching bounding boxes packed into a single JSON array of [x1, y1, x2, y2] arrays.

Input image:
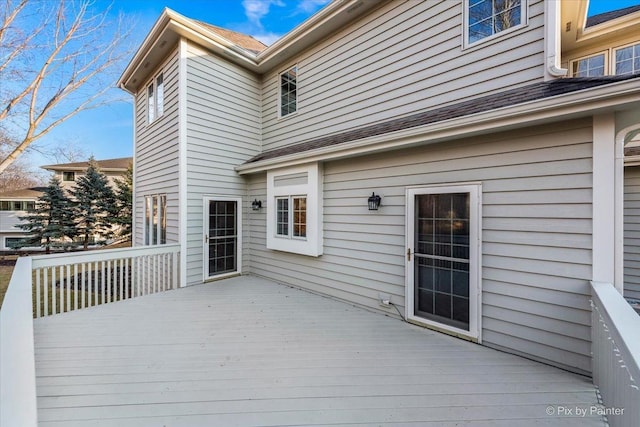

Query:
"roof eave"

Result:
[[118, 8, 261, 94], [236, 79, 640, 174]]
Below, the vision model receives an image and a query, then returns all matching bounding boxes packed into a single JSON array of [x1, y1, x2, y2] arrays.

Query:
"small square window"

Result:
[[571, 53, 606, 77], [615, 43, 640, 76], [63, 171, 75, 181]]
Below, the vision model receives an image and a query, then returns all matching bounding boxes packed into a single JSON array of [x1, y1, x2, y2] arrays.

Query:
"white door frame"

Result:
[[203, 196, 242, 281], [405, 183, 482, 341]]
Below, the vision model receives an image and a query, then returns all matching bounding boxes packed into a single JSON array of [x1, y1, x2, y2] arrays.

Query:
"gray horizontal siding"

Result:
[[184, 41, 261, 285], [261, 0, 545, 152], [133, 47, 181, 246], [624, 165, 640, 300], [249, 118, 594, 374]]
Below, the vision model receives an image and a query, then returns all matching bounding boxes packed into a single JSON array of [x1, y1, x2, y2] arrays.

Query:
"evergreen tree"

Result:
[[71, 157, 116, 249], [112, 163, 132, 241], [17, 177, 76, 253]]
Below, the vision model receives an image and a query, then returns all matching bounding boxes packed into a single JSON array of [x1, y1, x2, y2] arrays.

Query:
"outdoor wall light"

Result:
[[367, 192, 382, 211], [251, 199, 262, 211]]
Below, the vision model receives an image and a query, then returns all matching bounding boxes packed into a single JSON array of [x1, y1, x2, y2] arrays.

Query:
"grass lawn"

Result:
[[0, 262, 15, 308]]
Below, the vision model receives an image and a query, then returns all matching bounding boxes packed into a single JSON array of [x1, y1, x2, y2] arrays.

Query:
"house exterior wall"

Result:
[[133, 47, 181, 246], [624, 165, 640, 300], [248, 118, 594, 374], [261, 0, 546, 152], [53, 171, 127, 191], [184, 41, 262, 285]]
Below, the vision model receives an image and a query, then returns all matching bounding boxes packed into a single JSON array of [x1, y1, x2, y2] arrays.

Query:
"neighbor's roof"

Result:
[[586, 4, 640, 27], [40, 157, 132, 172], [0, 187, 46, 200], [244, 74, 640, 165], [196, 21, 267, 54]]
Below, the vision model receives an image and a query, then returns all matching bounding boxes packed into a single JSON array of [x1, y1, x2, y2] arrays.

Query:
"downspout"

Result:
[[545, 0, 568, 80]]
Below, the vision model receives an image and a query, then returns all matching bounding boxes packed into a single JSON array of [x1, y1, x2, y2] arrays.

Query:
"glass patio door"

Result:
[[406, 185, 480, 340], [204, 198, 241, 279]]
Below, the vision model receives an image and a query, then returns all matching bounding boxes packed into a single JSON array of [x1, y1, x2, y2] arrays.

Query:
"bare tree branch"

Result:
[[0, 0, 133, 174]]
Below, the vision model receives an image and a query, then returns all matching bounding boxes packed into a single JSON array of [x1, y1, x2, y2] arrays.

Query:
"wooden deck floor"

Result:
[[34, 276, 606, 426]]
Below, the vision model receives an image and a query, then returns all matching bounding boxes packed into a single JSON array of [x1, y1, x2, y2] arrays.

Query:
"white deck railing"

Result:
[[0, 245, 181, 425], [591, 281, 640, 427], [31, 245, 180, 317], [0, 257, 38, 427]]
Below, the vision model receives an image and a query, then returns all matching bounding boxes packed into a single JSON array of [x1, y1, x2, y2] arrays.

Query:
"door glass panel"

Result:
[[208, 201, 237, 276], [414, 192, 470, 331]]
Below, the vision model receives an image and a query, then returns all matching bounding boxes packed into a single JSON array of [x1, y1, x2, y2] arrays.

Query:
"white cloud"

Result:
[[242, 0, 285, 28], [295, 0, 330, 14], [251, 32, 283, 46]]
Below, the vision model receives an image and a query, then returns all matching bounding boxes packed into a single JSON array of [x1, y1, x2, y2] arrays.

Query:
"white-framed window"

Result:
[[279, 65, 297, 117], [144, 194, 166, 245], [0, 201, 34, 211], [62, 171, 75, 182], [614, 42, 640, 75], [267, 163, 322, 256], [275, 195, 307, 239], [571, 52, 606, 77], [147, 73, 164, 123], [465, 0, 527, 46]]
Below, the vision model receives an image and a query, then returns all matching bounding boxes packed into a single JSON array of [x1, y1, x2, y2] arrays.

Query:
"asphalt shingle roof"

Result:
[[586, 4, 640, 27], [40, 157, 132, 171], [245, 75, 640, 164]]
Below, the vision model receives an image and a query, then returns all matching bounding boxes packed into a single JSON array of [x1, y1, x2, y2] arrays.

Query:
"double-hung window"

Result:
[[144, 194, 166, 245], [267, 163, 322, 256], [147, 73, 164, 123], [466, 0, 526, 45], [279, 65, 297, 117], [614, 42, 640, 76]]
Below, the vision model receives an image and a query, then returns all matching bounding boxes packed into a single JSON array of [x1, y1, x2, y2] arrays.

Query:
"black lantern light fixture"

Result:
[[251, 199, 262, 211], [367, 192, 381, 211]]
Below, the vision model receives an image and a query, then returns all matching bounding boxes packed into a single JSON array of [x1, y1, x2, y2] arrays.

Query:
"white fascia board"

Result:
[[236, 80, 640, 175]]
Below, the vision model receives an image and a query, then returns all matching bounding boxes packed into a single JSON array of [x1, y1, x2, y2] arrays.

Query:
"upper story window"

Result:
[[571, 53, 606, 77], [279, 66, 297, 117], [62, 171, 75, 182], [615, 42, 640, 75], [147, 73, 164, 123], [467, 0, 526, 45]]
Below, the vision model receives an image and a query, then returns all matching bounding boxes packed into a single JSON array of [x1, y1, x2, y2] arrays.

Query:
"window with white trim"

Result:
[[144, 194, 166, 245], [279, 65, 297, 117], [466, 0, 526, 45], [147, 73, 164, 123], [275, 196, 307, 239], [571, 53, 606, 77], [614, 42, 640, 76], [267, 163, 322, 256]]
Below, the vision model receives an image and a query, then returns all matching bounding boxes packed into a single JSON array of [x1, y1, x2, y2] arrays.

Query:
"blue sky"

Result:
[[25, 0, 640, 170]]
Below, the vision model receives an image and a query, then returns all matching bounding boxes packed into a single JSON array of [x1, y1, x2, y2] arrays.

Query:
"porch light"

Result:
[[367, 192, 381, 211], [251, 199, 262, 211]]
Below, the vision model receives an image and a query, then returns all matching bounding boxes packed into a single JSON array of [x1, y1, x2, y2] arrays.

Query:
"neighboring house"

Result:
[[117, 0, 640, 377], [40, 157, 132, 191], [0, 157, 132, 250], [0, 187, 43, 250]]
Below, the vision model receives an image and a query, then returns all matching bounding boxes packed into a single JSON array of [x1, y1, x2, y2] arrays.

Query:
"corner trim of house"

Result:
[[178, 37, 188, 287]]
